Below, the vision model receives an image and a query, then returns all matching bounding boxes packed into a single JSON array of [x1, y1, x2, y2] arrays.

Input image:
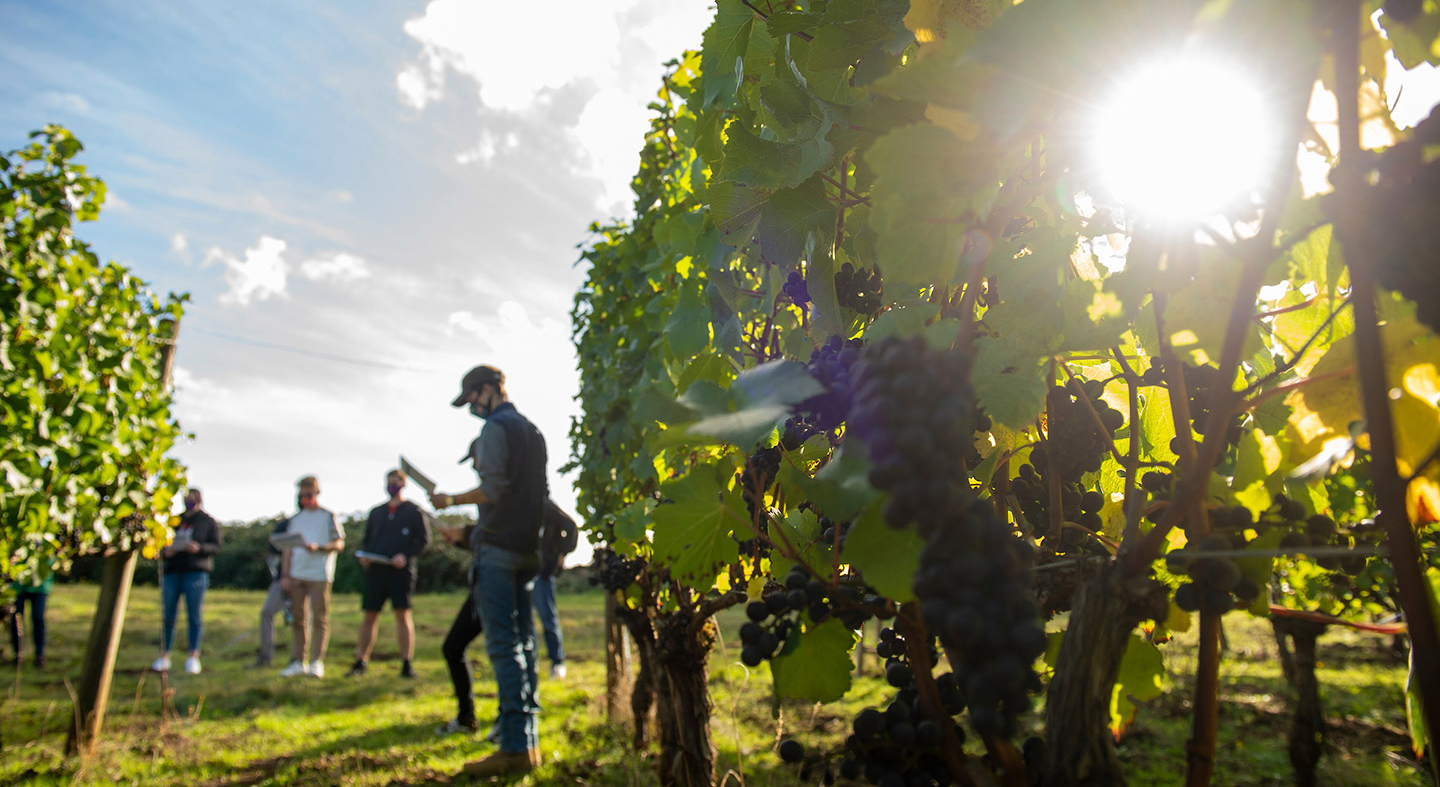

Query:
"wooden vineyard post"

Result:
[[67, 316, 180, 757], [605, 589, 631, 724]]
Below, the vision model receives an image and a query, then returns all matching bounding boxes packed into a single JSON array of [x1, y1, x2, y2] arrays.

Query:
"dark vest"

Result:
[[478, 403, 549, 555]]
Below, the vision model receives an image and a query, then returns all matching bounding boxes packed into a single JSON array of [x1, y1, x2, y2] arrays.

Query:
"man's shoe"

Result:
[[346, 659, 367, 677], [150, 655, 171, 672], [400, 660, 415, 679], [33, 655, 45, 669], [279, 660, 307, 677], [550, 662, 567, 679], [250, 657, 272, 669], [460, 750, 533, 778], [436, 718, 478, 736], [184, 656, 202, 675], [308, 660, 325, 678]]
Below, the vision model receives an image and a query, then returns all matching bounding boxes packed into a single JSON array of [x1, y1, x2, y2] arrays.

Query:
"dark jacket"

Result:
[[163, 509, 223, 574], [362, 500, 431, 572], [540, 499, 579, 575], [470, 402, 548, 556]]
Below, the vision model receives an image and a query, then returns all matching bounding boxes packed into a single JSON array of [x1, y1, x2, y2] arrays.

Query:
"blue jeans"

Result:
[[473, 544, 539, 753], [162, 571, 209, 653], [7, 589, 47, 660], [533, 573, 565, 665]]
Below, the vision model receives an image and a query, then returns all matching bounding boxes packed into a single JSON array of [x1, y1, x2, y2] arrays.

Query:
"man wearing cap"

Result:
[[430, 365, 548, 777]]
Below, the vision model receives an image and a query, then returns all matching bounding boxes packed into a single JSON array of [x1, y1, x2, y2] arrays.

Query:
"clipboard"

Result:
[[269, 531, 307, 550], [400, 455, 437, 494]]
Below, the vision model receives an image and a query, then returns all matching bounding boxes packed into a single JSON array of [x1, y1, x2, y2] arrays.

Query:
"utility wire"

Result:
[[190, 327, 446, 374]]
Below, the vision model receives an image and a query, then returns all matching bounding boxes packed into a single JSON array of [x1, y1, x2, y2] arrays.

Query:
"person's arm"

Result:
[[196, 515, 222, 555], [359, 509, 378, 567], [280, 547, 293, 590], [431, 422, 509, 510], [322, 512, 345, 552], [409, 507, 431, 556]]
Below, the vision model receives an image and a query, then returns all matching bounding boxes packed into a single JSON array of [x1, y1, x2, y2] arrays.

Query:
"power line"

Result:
[[190, 327, 446, 373]]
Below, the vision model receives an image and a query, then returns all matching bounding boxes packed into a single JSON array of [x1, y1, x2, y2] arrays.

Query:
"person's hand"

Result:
[[305, 542, 320, 552], [279, 577, 292, 592], [441, 526, 463, 546], [358, 556, 372, 568], [390, 553, 407, 569], [162, 546, 175, 558], [429, 491, 452, 509], [185, 541, 201, 554]]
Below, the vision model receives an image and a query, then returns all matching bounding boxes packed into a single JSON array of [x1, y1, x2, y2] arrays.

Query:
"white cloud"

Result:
[[40, 91, 90, 114], [455, 129, 520, 166], [397, 0, 712, 207], [102, 190, 130, 211], [171, 233, 189, 254], [300, 251, 370, 282], [327, 189, 354, 204], [206, 235, 290, 306]]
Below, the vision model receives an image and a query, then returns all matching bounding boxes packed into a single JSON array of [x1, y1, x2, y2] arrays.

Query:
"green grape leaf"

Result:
[[701, 0, 755, 107], [841, 500, 923, 603], [613, 498, 657, 547], [1232, 426, 1288, 517], [785, 443, 880, 522], [1110, 634, 1165, 737], [666, 281, 713, 360], [767, 507, 830, 580], [651, 470, 744, 589], [971, 332, 1049, 430], [718, 122, 835, 191], [756, 176, 838, 266], [770, 617, 858, 703]]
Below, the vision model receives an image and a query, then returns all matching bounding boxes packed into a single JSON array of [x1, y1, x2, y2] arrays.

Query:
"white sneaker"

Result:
[[151, 655, 171, 672], [550, 662, 567, 679], [184, 656, 202, 675], [307, 660, 325, 678], [279, 660, 308, 677]]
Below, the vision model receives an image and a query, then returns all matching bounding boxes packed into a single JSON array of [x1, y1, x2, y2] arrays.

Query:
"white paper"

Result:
[[268, 531, 308, 550]]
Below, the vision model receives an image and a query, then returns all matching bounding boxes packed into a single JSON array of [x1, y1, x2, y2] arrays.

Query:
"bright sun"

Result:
[[1090, 55, 1280, 222]]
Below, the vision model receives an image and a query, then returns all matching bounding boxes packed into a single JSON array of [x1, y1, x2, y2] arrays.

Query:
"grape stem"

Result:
[[894, 604, 981, 787], [1242, 295, 1353, 397], [1237, 366, 1354, 414], [1269, 604, 1408, 634], [738, 0, 814, 40], [1330, 0, 1440, 753], [1058, 360, 1127, 468], [1112, 346, 1146, 544]]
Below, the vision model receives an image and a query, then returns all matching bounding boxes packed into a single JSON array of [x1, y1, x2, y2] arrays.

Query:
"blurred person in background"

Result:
[[151, 488, 223, 675]]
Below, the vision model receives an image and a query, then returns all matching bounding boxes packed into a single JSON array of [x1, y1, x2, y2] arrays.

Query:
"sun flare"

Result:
[[1090, 55, 1280, 222]]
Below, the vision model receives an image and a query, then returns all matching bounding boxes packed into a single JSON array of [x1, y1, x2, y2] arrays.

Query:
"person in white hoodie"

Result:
[[279, 476, 344, 678]]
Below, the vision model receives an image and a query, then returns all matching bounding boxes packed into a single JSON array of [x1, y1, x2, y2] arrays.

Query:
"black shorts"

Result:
[[361, 565, 416, 611]]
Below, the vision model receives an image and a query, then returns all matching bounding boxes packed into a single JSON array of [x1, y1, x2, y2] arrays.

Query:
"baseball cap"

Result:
[[450, 365, 504, 407]]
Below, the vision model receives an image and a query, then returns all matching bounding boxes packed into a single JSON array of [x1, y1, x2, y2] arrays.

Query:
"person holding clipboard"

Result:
[[347, 468, 430, 678]]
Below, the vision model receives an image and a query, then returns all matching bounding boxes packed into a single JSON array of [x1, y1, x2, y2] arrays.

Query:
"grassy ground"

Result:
[[0, 586, 1429, 786]]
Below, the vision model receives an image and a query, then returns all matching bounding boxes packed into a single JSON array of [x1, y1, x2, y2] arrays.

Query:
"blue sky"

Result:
[[1, 0, 714, 551]]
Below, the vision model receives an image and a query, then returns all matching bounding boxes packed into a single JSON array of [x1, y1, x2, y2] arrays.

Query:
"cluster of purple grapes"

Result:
[[1032, 380, 1120, 484], [783, 270, 811, 307], [1008, 463, 1108, 552], [915, 498, 1045, 738], [797, 335, 864, 432], [847, 336, 985, 538], [1344, 108, 1440, 332], [739, 565, 882, 667], [835, 262, 883, 315]]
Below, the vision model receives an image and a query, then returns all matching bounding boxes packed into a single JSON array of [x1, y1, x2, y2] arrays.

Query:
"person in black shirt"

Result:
[[348, 469, 430, 678], [151, 488, 222, 675]]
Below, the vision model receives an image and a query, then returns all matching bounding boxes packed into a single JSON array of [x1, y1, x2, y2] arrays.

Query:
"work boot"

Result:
[[460, 750, 534, 778], [347, 659, 367, 677]]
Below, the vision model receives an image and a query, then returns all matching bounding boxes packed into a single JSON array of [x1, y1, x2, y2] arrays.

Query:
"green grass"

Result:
[[0, 586, 1428, 786]]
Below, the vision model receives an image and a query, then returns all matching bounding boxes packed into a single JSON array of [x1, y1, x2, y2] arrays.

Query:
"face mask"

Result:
[[469, 401, 493, 419], [184, 499, 198, 513], [386, 482, 403, 497]]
